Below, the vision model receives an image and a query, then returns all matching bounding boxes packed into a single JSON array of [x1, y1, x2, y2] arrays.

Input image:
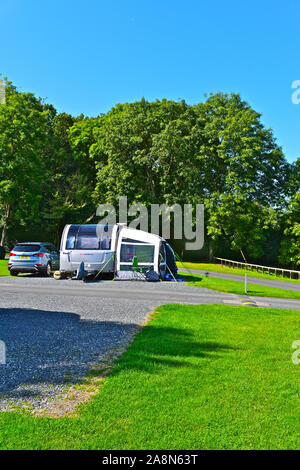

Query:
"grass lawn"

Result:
[[180, 272, 300, 299], [0, 260, 9, 276], [0, 304, 299, 450], [177, 261, 300, 284]]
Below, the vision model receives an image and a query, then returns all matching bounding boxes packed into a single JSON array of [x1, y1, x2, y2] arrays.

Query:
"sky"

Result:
[[0, 0, 299, 162]]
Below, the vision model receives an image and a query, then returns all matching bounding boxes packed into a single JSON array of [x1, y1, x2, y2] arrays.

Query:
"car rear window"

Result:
[[13, 244, 41, 253]]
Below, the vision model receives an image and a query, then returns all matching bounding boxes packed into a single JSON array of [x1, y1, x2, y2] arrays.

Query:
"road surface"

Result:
[[0, 275, 299, 310], [179, 268, 300, 291]]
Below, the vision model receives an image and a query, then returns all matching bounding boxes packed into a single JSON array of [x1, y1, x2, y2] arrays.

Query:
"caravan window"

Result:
[[66, 225, 113, 250], [66, 225, 79, 249], [77, 225, 100, 250]]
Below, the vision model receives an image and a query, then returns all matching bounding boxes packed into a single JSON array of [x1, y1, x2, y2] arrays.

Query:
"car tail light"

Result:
[[33, 253, 44, 257], [9, 252, 16, 257], [36, 263, 42, 266]]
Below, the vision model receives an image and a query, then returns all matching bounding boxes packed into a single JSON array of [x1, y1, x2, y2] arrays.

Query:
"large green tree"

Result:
[[289, 157, 300, 195], [196, 93, 289, 259], [41, 112, 96, 244], [88, 98, 197, 206], [75, 94, 288, 259], [279, 192, 300, 267], [195, 93, 289, 205], [0, 80, 51, 247]]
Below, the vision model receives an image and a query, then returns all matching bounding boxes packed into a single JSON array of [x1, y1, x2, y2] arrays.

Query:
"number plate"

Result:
[[20, 256, 30, 259]]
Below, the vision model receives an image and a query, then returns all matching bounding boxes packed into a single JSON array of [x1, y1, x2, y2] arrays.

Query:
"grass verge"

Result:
[[0, 304, 299, 450], [180, 272, 300, 299], [177, 261, 300, 283], [0, 260, 9, 276]]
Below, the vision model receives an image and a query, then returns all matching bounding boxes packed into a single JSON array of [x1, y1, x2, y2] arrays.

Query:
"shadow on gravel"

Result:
[[0, 308, 236, 406], [0, 308, 136, 394]]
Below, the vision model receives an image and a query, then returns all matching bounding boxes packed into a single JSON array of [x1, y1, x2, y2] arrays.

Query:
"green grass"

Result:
[[0, 260, 9, 276], [0, 304, 299, 450], [180, 272, 300, 299], [177, 261, 300, 283]]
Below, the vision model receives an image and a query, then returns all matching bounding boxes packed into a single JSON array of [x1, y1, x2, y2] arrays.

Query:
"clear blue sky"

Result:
[[1, 0, 299, 162]]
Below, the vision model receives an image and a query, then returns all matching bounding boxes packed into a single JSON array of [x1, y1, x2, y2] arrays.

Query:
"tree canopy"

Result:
[[0, 80, 50, 245], [0, 79, 298, 266]]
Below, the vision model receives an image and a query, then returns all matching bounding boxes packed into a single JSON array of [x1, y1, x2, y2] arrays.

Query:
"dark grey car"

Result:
[[8, 242, 60, 277]]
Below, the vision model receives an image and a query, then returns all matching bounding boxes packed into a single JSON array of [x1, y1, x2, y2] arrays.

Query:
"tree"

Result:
[[193, 93, 289, 259], [194, 93, 289, 206], [0, 80, 51, 247], [289, 157, 300, 195], [205, 193, 277, 260], [40, 113, 96, 244], [83, 94, 288, 258], [87, 99, 198, 207], [279, 193, 300, 267]]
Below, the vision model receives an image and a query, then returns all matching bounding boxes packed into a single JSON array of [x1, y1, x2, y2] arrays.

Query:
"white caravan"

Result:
[[59, 224, 177, 279]]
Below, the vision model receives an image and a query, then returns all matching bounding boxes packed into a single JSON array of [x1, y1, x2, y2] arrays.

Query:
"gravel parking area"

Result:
[[0, 277, 162, 412]]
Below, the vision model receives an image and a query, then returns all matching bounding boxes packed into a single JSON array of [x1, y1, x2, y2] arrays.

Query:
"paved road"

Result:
[[0, 275, 300, 309], [0, 276, 299, 412], [179, 268, 300, 291]]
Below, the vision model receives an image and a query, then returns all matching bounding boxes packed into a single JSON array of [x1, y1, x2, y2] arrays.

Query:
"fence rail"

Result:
[[214, 257, 300, 280]]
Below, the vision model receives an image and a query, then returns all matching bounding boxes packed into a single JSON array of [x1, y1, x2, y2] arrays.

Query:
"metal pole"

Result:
[[245, 272, 247, 294]]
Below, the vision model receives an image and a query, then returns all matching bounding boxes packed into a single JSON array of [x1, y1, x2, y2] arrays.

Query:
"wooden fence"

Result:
[[215, 257, 300, 280]]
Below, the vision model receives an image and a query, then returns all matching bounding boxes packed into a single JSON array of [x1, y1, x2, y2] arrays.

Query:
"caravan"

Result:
[[58, 223, 177, 280]]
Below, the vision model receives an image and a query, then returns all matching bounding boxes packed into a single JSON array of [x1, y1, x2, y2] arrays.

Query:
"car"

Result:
[[8, 242, 60, 277]]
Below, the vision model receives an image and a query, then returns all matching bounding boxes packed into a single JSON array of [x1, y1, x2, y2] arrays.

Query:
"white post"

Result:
[[0, 340, 6, 364], [245, 272, 247, 294]]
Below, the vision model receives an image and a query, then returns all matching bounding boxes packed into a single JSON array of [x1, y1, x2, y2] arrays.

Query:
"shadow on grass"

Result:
[[110, 324, 237, 374]]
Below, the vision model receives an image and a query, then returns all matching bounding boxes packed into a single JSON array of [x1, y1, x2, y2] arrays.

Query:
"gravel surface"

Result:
[[0, 277, 164, 411]]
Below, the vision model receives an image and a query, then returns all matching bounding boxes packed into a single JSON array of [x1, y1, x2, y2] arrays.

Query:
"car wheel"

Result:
[[10, 270, 18, 276], [43, 262, 52, 277]]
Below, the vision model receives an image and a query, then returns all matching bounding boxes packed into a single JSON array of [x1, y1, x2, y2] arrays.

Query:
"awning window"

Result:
[[120, 243, 155, 264]]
